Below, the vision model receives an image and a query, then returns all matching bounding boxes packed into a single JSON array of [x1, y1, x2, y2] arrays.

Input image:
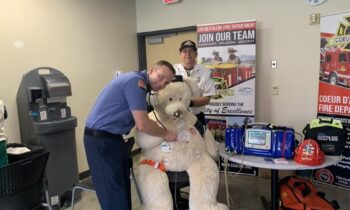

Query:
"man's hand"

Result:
[[164, 130, 177, 142], [132, 110, 177, 141]]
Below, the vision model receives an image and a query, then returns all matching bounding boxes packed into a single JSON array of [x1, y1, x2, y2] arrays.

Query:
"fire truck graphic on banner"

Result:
[[320, 43, 350, 87]]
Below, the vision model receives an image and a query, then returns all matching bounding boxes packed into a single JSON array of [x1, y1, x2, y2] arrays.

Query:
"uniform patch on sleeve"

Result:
[[138, 79, 146, 90]]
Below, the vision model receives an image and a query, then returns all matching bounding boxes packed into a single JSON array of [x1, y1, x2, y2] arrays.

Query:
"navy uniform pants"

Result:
[[84, 131, 131, 210]]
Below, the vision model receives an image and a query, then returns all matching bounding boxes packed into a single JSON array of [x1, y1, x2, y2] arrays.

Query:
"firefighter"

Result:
[[212, 51, 223, 63], [174, 40, 216, 126], [84, 60, 177, 210], [227, 47, 241, 64]]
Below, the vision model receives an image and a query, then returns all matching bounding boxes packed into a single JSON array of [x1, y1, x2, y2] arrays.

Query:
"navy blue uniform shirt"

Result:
[[86, 70, 148, 135]]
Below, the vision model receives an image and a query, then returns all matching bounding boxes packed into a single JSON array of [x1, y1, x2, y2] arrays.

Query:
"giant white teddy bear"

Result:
[[135, 76, 228, 210]]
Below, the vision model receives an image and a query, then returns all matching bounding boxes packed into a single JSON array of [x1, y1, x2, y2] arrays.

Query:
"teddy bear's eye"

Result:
[[169, 98, 172, 101], [180, 97, 182, 101]]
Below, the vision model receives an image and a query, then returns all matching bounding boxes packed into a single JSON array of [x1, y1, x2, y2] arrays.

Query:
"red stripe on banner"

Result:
[[197, 22, 256, 33], [321, 32, 334, 38]]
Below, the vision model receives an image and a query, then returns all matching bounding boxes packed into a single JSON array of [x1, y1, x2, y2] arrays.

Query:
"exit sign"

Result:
[[163, 0, 180, 4]]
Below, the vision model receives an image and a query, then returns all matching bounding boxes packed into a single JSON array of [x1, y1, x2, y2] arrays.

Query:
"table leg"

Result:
[[260, 169, 279, 210], [260, 196, 270, 210], [271, 169, 279, 210]]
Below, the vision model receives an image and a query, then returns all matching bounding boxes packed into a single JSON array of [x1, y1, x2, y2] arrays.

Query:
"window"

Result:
[[339, 53, 347, 63]]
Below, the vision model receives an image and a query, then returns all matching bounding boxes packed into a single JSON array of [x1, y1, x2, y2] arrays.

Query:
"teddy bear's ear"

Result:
[[183, 77, 201, 97]]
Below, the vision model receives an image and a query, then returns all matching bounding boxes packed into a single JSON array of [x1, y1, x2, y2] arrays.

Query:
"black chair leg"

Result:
[[169, 185, 189, 210]]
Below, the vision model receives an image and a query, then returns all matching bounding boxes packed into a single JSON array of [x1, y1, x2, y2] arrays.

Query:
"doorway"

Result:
[[137, 26, 197, 70]]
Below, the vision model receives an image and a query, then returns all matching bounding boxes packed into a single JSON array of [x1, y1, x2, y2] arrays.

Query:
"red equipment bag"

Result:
[[279, 176, 339, 210]]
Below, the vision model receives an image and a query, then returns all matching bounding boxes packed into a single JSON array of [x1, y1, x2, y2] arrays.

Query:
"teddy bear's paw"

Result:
[[215, 203, 229, 210], [142, 206, 172, 210], [208, 203, 229, 210], [192, 202, 229, 210]]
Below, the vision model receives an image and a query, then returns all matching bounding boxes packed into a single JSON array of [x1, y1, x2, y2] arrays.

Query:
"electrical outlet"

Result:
[[272, 60, 277, 69], [310, 13, 320, 25]]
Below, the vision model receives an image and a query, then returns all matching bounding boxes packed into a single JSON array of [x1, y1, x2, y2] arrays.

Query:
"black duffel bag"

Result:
[[303, 118, 346, 156]]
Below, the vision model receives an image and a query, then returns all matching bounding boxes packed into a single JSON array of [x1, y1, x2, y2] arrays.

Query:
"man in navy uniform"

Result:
[[84, 60, 177, 210]]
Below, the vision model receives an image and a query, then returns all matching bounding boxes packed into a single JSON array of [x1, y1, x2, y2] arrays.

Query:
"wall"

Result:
[[136, 0, 350, 135], [0, 0, 137, 173]]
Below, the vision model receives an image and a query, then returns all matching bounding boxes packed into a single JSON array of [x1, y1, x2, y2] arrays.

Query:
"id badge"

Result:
[[161, 142, 173, 153]]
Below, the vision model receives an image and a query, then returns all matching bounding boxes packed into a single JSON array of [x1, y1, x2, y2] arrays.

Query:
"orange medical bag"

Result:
[[279, 176, 339, 210]]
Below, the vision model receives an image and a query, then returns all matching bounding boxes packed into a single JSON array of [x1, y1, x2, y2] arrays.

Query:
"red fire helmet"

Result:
[[294, 139, 325, 166]]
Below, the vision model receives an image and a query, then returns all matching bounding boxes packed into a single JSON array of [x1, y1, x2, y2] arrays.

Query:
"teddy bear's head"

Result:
[[149, 76, 200, 119]]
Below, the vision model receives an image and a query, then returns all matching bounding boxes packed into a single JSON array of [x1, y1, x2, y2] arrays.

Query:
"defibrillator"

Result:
[[226, 123, 296, 159]]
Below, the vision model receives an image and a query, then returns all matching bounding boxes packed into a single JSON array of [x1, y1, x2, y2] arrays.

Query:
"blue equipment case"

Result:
[[225, 124, 296, 159]]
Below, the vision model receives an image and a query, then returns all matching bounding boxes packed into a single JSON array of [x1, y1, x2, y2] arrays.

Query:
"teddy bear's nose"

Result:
[[173, 110, 183, 118]]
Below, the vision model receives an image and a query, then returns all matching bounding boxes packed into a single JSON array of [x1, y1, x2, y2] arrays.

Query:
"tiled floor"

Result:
[[67, 158, 350, 210]]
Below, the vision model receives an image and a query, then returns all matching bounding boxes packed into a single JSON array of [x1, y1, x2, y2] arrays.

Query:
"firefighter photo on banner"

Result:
[[197, 21, 257, 175], [315, 11, 350, 189]]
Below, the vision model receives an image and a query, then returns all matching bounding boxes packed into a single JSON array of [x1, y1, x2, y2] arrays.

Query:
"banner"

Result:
[[314, 11, 350, 189], [197, 20, 257, 175]]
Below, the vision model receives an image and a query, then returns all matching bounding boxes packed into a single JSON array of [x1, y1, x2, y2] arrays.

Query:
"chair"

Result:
[[70, 137, 142, 210], [0, 151, 52, 210]]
